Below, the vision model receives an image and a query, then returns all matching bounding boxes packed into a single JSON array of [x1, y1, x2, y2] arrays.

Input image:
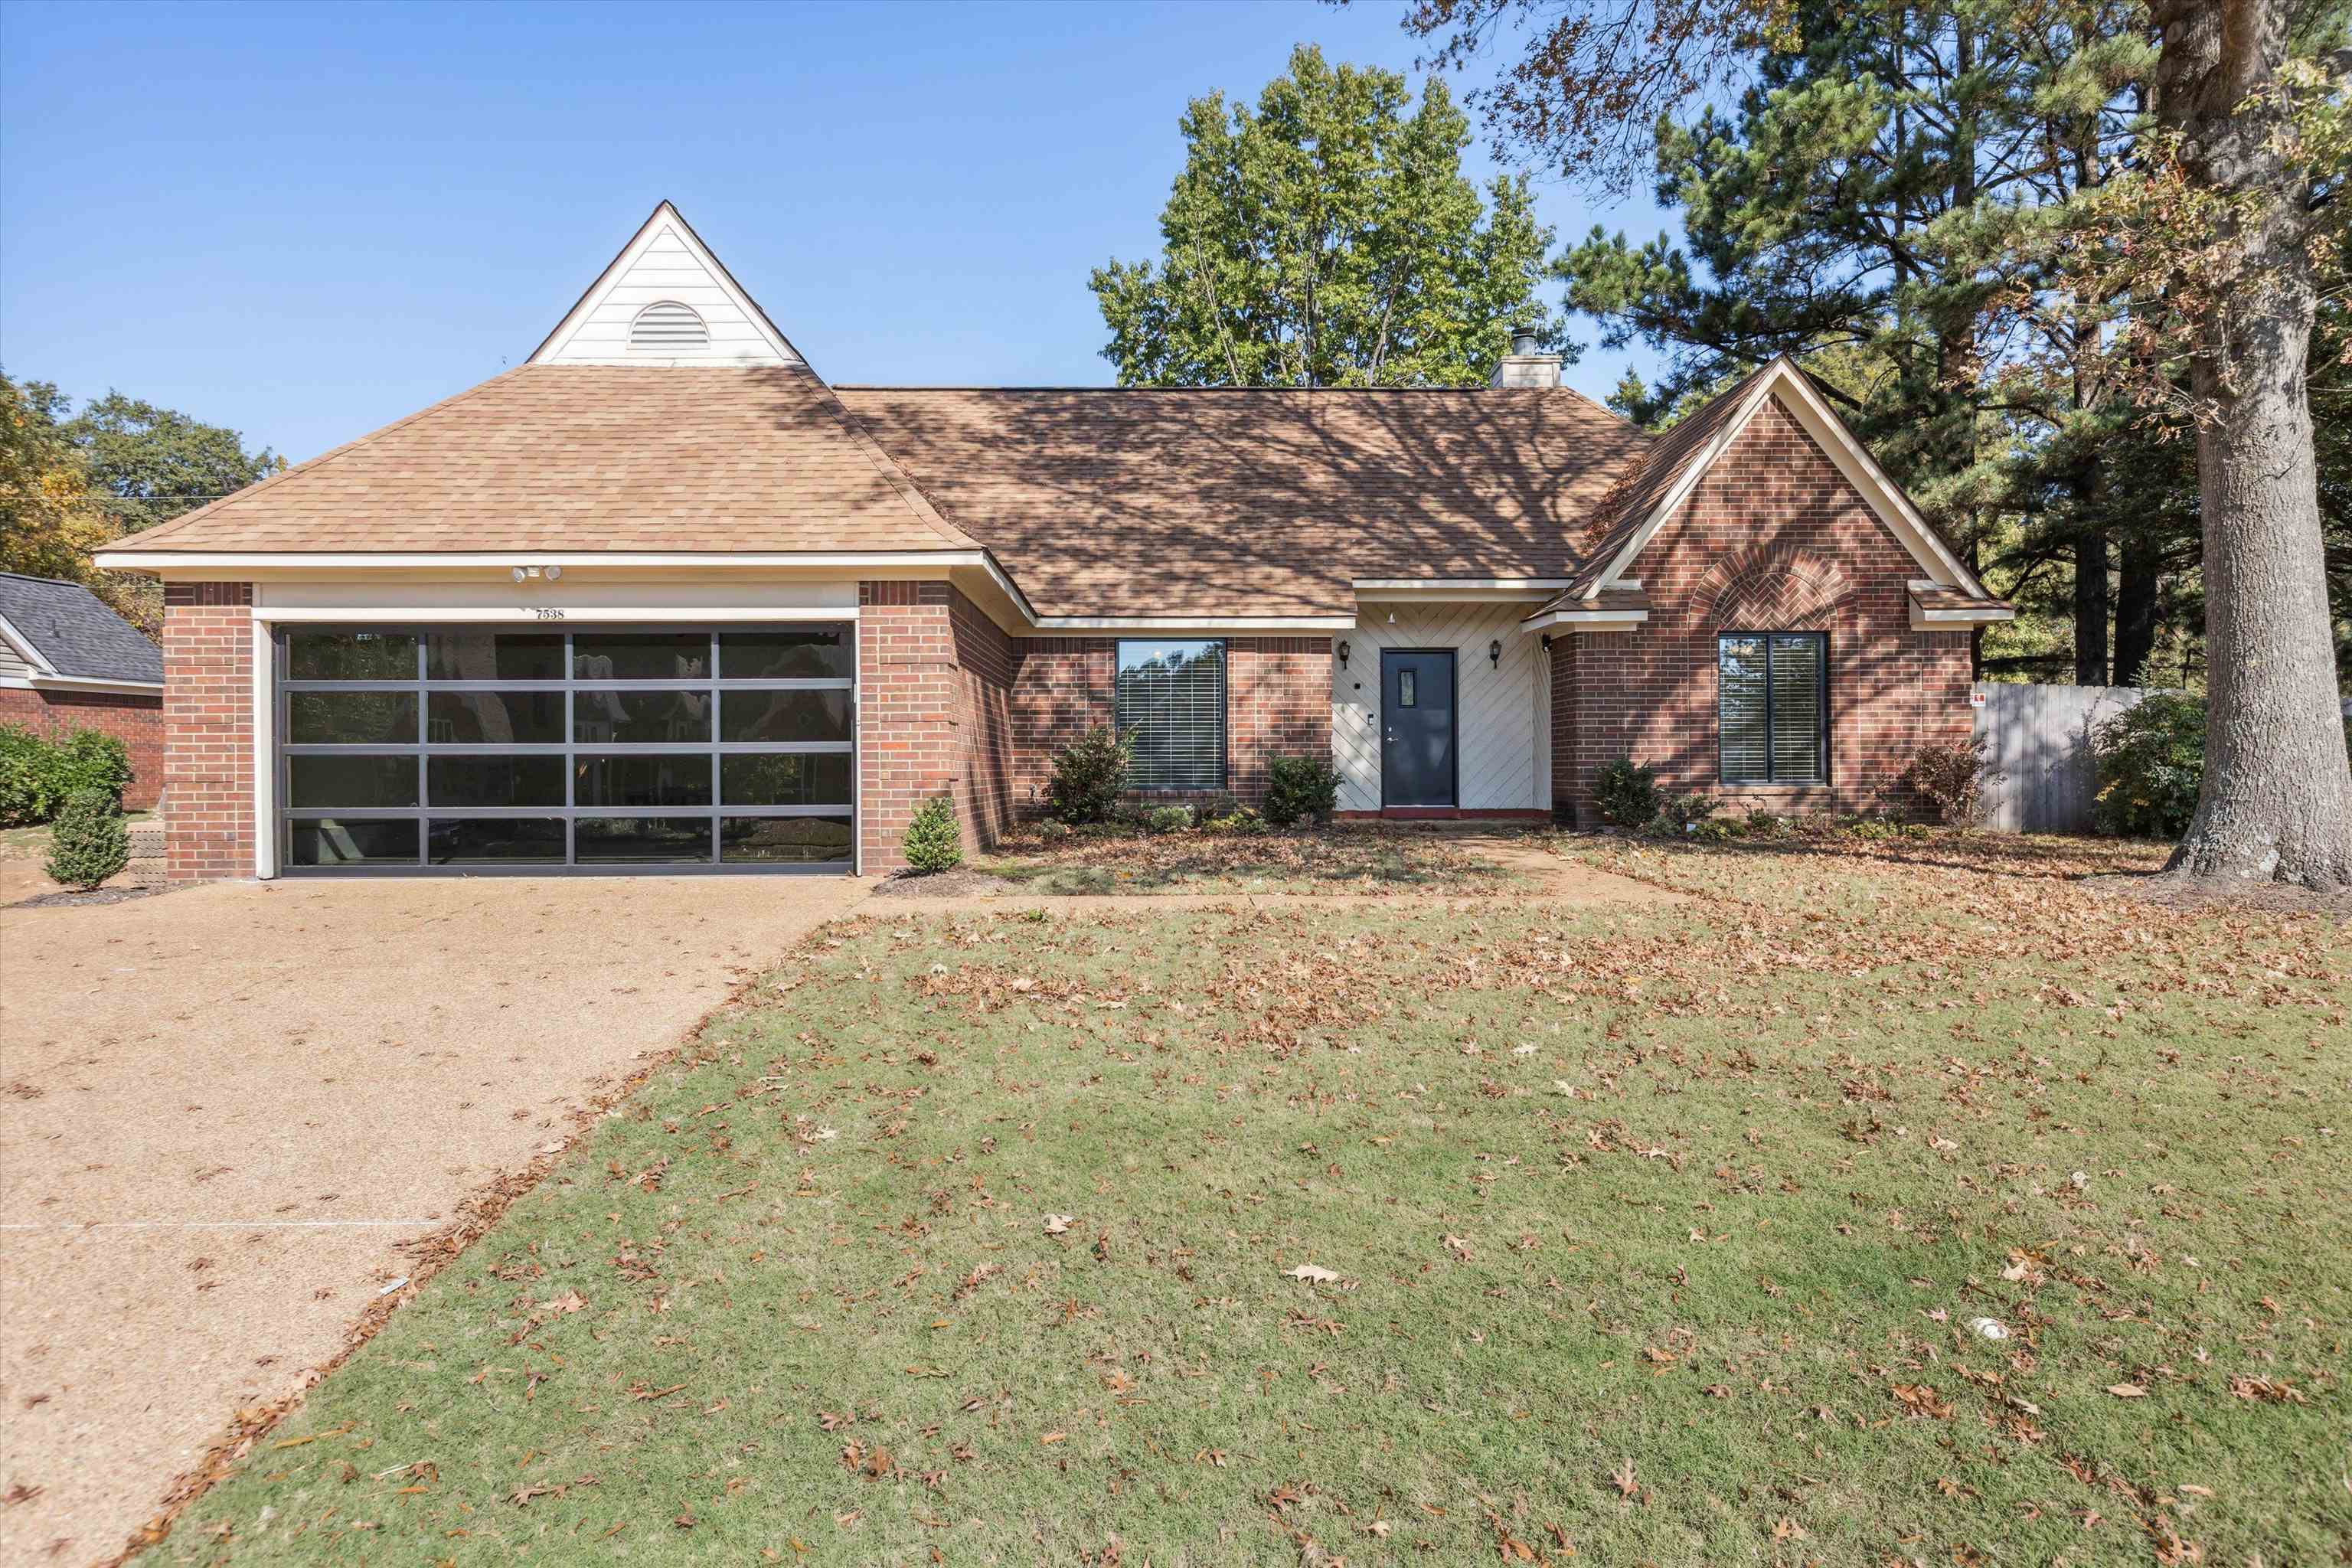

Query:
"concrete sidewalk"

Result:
[[0, 872, 865, 1566]]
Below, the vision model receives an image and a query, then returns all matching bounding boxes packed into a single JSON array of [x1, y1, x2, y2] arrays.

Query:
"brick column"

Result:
[[162, 582, 255, 882], [858, 581, 959, 874]]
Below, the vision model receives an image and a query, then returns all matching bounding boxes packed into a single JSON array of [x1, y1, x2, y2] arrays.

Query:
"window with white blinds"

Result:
[[1718, 632, 1827, 785], [1116, 640, 1227, 792]]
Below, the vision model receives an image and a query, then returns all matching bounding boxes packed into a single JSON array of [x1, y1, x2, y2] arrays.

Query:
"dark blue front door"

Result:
[[1380, 649, 1456, 807]]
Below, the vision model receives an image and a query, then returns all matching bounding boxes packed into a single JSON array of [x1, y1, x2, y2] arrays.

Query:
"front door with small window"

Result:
[[1380, 649, 1457, 807]]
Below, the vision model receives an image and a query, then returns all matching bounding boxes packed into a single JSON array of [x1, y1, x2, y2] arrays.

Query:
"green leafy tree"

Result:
[[1093, 44, 1566, 386], [65, 390, 283, 534], [0, 372, 119, 608]]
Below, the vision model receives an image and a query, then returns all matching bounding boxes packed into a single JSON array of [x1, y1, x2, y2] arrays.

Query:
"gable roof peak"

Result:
[[529, 200, 805, 369]]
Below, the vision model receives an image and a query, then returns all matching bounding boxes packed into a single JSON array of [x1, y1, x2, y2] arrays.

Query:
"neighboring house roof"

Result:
[[0, 573, 163, 686], [836, 386, 1647, 619], [103, 364, 978, 556]]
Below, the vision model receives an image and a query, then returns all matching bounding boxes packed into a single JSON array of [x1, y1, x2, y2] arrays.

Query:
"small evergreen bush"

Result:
[[44, 788, 129, 890], [1047, 726, 1132, 824], [1649, 790, 1715, 835], [1036, 818, 1070, 844], [900, 795, 962, 874], [1591, 756, 1661, 828], [1146, 805, 1194, 834], [1262, 756, 1340, 828], [1905, 738, 2000, 829]]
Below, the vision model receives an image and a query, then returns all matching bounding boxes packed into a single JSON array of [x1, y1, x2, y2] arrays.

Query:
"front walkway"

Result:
[[0, 872, 866, 1564]]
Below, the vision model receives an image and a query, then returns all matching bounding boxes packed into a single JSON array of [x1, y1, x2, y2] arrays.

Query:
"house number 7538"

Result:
[[532, 607, 567, 621]]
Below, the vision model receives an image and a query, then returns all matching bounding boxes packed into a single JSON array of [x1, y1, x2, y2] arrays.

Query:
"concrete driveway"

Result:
[[0, 871, 867, 1566]]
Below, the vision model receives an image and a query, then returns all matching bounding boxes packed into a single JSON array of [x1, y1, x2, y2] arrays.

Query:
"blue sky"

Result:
[[0, 0, 1671, 464]]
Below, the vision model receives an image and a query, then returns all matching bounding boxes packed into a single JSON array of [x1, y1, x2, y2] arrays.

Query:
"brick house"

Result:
[[96, 202, 2010, 880], [0, 573, 165, 810]]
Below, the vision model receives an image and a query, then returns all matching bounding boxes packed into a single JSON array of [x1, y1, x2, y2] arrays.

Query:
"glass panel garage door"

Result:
[[276, 625, 854, 873]]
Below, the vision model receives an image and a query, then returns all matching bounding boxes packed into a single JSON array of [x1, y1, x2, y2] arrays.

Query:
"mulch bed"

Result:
[[6, 884, 172, 910], [871, 868, 1004, 898]]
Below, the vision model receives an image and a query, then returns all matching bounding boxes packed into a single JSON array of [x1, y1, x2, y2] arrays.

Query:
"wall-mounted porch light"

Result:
[[1488, 639, 1502, 668], [1337, 640, 1351, 668]]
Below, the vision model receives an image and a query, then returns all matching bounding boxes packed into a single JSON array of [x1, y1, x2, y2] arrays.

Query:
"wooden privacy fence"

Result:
[[1971, 683, 2148, 835]]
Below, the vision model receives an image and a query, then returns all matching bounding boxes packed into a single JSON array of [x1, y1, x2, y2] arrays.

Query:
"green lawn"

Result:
[[166, 836, 2347, 1564], [971, 825, 1524, 896]]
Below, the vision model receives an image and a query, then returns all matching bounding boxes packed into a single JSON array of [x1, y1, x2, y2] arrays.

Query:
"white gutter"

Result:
[[25, 673, 164, 695]]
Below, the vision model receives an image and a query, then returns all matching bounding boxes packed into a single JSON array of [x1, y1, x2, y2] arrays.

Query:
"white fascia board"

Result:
[[1518, 609, 1647, 634], [1909, 606, 2014, 631], [0, 611, 56, 675], [1582, 359, 1990, 603], [1028, 616, 1353, 633], [1352, 578, 1571, 599], [93, 550, 995, 571], [26, 673, 163, 695]]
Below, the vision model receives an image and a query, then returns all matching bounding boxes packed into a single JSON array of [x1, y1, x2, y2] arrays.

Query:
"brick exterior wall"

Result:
[[1552, 398, 1974, 824], [0, 686, 165, 810], [858, 580, 960, 874], [949, 586, 1019, 848], [1008, 636, 1334, 812], [161, 582, 256, 881]]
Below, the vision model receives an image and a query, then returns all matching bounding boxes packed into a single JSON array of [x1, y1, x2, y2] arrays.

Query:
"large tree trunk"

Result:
[[2165, 281, 2352, 888], [2151, 0, 2352, 892]]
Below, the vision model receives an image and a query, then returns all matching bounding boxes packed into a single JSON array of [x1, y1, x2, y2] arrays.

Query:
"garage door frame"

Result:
[[269, 620, 858, 876]]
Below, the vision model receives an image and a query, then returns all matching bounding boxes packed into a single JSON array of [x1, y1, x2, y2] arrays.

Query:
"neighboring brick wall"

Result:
[[0, 686, 165, 810], [1554, 398, 1974, 823], [161, 582, 256, 881], [1008, 636, 1334, 813]]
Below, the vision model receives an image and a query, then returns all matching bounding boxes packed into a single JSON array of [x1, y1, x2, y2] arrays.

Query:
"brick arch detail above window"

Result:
[[1688, 545, 1854, 632]]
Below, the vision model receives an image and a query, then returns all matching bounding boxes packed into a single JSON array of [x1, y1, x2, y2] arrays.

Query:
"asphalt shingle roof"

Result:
[[0, 573, 162, 684]]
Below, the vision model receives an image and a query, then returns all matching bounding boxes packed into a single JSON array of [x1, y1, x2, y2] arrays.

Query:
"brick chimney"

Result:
[[1489, 325, 1562, 388]]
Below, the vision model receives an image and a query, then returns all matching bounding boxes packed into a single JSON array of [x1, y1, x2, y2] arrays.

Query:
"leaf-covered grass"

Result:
[[168, 841, 2348, 1565], [973, 824, 1522, 896]]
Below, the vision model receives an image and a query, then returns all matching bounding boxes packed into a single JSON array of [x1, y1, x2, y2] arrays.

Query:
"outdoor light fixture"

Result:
[[1337, 641, 1351, 668], [1488, 639, 1502, 668], [509, 565, 565, 583], [511, 566, 528, 583]]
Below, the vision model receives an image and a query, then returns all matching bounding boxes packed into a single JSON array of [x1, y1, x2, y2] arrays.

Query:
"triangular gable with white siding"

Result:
[[529, 200, 803, 368]]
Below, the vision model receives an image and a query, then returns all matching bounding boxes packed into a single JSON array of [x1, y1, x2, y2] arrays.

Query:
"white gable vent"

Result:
[[629, 300, 709, 351]]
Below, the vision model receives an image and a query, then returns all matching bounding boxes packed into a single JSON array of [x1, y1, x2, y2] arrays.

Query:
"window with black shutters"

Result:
[[1718, 632, 1827, 785], [1115, 640, 1227, 792]]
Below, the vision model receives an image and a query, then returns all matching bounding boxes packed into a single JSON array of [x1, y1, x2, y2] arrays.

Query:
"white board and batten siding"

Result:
[[1333, 602, 1546, 812], [533, 207, 801, 368]]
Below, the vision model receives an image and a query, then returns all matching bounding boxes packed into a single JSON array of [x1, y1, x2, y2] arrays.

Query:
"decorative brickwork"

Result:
[[0, 687, 165, 810], [1553, 399, 1973, 823], [161, 582, 255, 881]]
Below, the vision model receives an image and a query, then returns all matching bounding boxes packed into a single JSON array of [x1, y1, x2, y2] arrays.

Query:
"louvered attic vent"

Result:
[[629, 300, 709, 350]]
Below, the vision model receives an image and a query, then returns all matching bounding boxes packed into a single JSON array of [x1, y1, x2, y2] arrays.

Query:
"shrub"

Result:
[[1649, 790, 1715, 835], [1047, 726, 1132, 824], [0, 724, 132, 827], [2089, 694, 2207, 839], [1262, 756, 1340, 828], [1743, 809, 1787, 838], [1591, 756, 1661, 828], [1146, 805, 1194, 834], [1203, 805, 1266, 835], [44, 788, 129, 890], [1690, 817, 1743, 844], [1036, 818, 1070, 844], [900, 795, 962, 874], [1905, 738, 2001, 830]]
